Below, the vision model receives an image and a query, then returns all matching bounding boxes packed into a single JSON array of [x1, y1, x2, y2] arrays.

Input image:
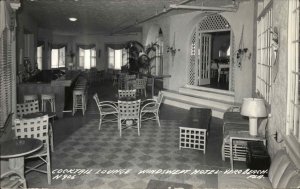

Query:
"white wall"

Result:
[[142, 1, 255, 103]]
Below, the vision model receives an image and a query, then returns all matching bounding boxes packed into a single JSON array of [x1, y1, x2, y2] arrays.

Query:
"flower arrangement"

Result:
[[236, 48, 248, 67]]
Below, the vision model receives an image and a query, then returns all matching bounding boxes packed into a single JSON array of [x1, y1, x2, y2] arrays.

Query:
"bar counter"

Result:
[[17, 70, 81, 118]]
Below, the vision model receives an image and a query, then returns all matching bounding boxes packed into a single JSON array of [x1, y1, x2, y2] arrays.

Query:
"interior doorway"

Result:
[[200, 31, 230, 90], [188, 14, 234, 92]]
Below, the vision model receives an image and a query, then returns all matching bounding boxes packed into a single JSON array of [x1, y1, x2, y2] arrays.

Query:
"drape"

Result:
[[105, 43, 125, 50]]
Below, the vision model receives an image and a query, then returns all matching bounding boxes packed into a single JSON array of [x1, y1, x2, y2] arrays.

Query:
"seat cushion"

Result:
[[218, 174, 272, 189]]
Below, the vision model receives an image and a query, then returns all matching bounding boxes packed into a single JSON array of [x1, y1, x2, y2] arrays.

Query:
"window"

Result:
[[256, 0, 273, 104], [108, 47, 128, 70], [287, 0, 300, 142], [37, 45, 43, 70], [51, 46, 65, 68], [0, 28, 12, 128], [79, 47, 96, 69]]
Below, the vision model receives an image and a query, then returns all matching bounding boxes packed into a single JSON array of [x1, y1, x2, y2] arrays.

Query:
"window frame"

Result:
[[287, 0, 300, 144], [36, 44, 43, 70], [108, 47, 128, 70], [51, 46, 66, 68], [256, 0, 273, 104], [79, 47, 96, 69]]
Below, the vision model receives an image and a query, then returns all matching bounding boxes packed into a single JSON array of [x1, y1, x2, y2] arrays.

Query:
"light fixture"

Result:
[[241, 98, 267, 136], [69, 17, 77, 22]]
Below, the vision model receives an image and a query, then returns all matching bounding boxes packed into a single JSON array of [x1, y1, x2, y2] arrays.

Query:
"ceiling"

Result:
[[20, 0, 239, 35]]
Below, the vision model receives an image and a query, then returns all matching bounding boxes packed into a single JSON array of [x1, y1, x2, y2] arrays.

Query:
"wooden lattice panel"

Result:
[[222, 135, 248, 161], [179, 127, 207, 154], [199, 14, 230, 31], [188, 30, 196, 85]]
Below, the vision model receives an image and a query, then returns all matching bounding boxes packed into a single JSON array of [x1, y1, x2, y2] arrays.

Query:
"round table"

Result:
[[0, 138, 43, 179]]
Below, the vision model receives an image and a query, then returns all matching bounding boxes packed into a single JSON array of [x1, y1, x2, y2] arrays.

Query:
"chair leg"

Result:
[[137, 119, 140, 136], [98, 118, 102, 130], [119, 120, 122, 137], [47, 156, 52, 185], [156, 113, 161, 127], [49, 123, 54, 152]]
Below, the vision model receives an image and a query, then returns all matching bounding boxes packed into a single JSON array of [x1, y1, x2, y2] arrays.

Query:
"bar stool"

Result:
[[41, 94, 56, 113], [24, 94, 38, 103], [72, 89, 87, 116]]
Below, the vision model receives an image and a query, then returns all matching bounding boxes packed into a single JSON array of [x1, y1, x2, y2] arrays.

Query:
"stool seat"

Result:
[[24, 94, 38, 103], [72, 88, 87, 116]]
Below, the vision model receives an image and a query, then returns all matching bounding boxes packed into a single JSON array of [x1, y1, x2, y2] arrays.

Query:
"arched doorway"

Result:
[[146, 26, 164, 76], [188, 14, 235, 91]]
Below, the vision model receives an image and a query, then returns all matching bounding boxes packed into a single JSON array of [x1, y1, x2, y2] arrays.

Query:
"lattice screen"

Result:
[[199, 14, 230, 31], [188, 29, 196, 85], [230, 32, 235, 92]]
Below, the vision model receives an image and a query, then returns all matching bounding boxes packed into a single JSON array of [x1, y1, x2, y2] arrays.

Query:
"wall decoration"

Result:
[[271, 26, 279, 82]]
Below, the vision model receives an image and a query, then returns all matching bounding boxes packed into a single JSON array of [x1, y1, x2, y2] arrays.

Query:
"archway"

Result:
[[188, 14, 235, 91], [145, 25, 164, 75]]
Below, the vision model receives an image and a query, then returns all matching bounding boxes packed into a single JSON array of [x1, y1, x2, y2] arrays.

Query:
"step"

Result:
[[179, 86, 235, 104], [162, 90, 232, 111], [162, 90, 233, 119]]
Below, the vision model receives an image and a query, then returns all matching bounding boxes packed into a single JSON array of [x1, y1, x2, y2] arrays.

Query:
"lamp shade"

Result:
[[241, 98, 267, 118]]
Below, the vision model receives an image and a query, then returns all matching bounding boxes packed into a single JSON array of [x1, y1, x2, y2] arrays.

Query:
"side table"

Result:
[[229, 131, 266, 170], [0, 138, 43, 181]]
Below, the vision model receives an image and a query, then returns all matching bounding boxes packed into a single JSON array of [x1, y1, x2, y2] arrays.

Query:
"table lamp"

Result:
[[241, 98, 267, 136]]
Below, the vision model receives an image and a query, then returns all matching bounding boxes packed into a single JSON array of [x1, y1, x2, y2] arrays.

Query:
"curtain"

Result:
[[50, 43, 67, 50], [105, 43, 125, 50]]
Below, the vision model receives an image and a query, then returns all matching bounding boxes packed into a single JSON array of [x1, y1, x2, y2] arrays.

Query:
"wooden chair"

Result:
[[1, 170, 27, 189], [93, 93, 118, 130], [14, 115, 52, 185], [134, 78, 147, 97], [118, 89, 136, 100], [16, 101, 54, 152], [140, 91, 164, 127], [118, 100, 141, 137]]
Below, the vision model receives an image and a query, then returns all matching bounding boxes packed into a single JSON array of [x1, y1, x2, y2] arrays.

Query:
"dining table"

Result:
[[0, 138, 43, 179]]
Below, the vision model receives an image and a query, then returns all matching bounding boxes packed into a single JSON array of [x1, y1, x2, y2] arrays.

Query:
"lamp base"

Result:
[[249, 118, 258, 136]]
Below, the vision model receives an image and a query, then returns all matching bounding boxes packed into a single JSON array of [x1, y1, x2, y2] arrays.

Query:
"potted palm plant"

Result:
[[124, 40, 159, 76]]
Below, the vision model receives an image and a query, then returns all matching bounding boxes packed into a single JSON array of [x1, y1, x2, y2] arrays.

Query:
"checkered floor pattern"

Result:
[[27, 118, 219, 189]]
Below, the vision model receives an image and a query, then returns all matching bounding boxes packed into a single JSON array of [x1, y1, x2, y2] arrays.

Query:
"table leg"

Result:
[[230, 137, 233, 170], [8, 157, 25, 179], [218, 68, 221, 83]]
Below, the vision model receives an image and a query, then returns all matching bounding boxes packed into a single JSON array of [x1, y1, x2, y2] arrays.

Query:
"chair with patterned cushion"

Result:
[[16, 100, 40, 118], [16, 101, 54, 152], [93, 93, 118, 130], [118, 89, 136, 100], [0, 170, 27, 189], [14, 115, 52, 185], [140, 91, 164, 127], [134, 78, 147, 97], [118, 100, 141, 137]]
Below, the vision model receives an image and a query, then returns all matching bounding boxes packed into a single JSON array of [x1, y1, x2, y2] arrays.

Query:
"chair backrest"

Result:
[[151, 91, 164, 110], [118, 89, 136, 99], [24, 94, 38, 103], [118, 100, 141, 119], [16, 100, 39, 117], [93, 93, 102, 113], [126, 74, 136, 80], [157, 91, 164, 106], [134, 78, 147, 89], [14, 115, 49, 145]]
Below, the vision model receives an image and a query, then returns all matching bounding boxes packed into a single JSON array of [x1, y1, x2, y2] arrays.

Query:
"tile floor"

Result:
[[25, 80, 246, 188]]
